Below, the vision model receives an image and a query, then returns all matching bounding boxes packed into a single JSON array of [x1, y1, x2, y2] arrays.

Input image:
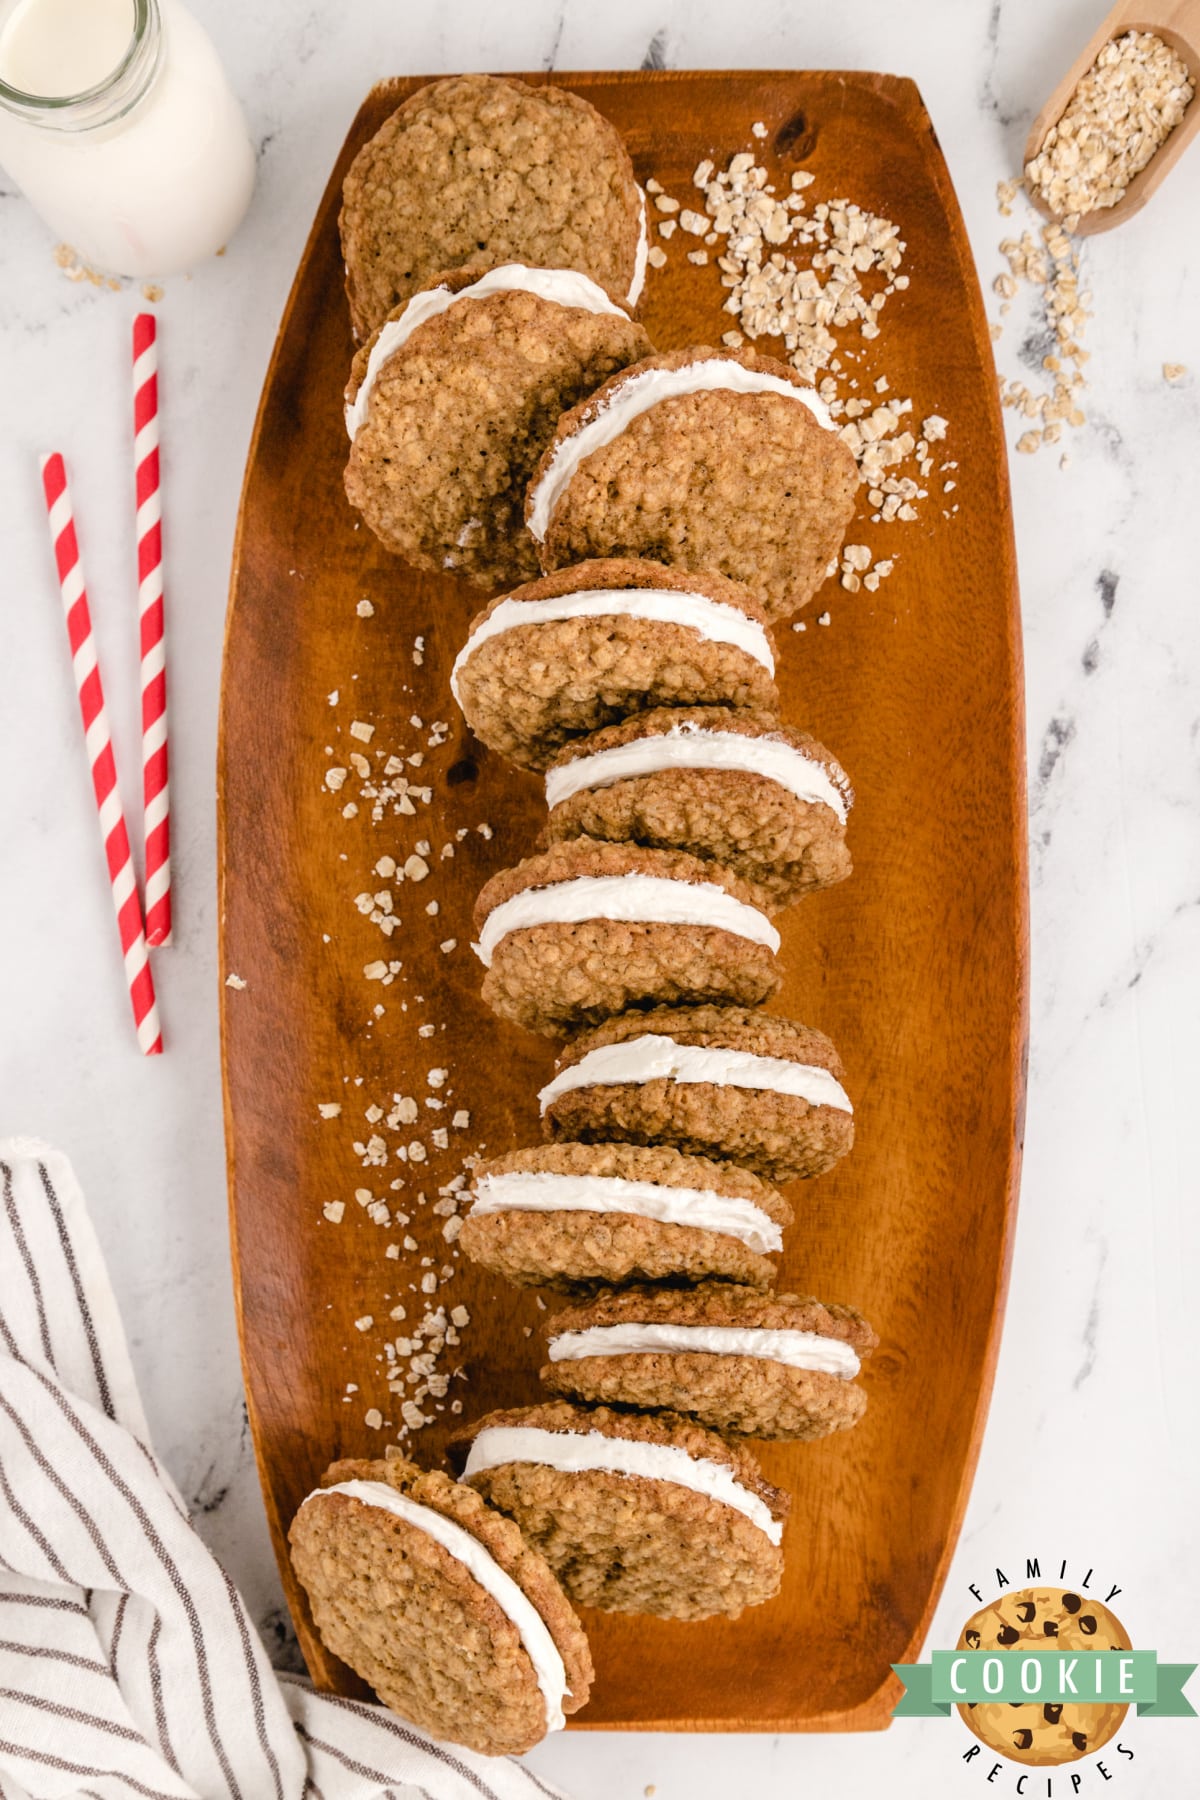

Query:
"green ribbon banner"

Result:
[[892, 1651, 1197, 1719]]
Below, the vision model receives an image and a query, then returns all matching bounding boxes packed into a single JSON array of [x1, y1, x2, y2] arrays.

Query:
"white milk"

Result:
[[0, 0, 255, 277]]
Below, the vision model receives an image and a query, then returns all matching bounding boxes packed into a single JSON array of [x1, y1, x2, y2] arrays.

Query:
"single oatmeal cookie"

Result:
[[340, 73, 647, 338]]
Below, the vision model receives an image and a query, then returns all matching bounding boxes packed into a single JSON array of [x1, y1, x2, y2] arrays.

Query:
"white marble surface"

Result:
[[1, 1, 1198, 1793]]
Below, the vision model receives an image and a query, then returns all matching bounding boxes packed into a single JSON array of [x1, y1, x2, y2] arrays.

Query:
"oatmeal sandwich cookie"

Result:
[[340, 73, 647, 339], [544, 706, 853, 909], [540, 1282, 877, 1439], [344, 264, 651, 587], [453, 1401, 789, 1619], [540, 1003, 854, 1182], [450, 557, 780, 770], [526, 345, 860, 618], [473, 840, 782, 1037], [289, 1456, 592, 1756], [459, 1139, 792, 1291]]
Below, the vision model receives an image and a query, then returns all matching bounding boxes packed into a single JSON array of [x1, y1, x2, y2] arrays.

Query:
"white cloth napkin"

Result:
[[0, 1138, 567, 1800]]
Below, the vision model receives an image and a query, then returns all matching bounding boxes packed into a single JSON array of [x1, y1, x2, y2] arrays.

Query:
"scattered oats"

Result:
[[328, 690, 339, 705], [658, 219, 677, 239], [721, 329, 745, 348], [922, 414, 947, 441], [404, 854, 429, 881], [443, 1216, 462, 1242], [653, 194, 680, 214], [418, 1024, 436, 1038], [364, 960, 388, 980], [1017, 430, 1043, 454], [432, 1127, 449, 1150], [476, 823, 493, 840], [647, 245, 668, 270], [225, 973, 247, 990], [687, 250, 708, 266], [421, 1273, 437, 1293], [325, 767, 347, 791], [751, 120, 768, 139], [355, 1315, 374, 1331], [453, 1110, 470, 1129], [817, 612, 831, 625], [451, 1305, 470, 1327], [425, 900, 439, 916], [1163, 362, 1187, 382], [356, 598, 374, 617], [318, 1103, 342, 1119], [679, 208, 708, 235], [349, 720, 374, 742], [364, 1408, 383, 1430], [386, 1243, 400, 1259], [645, 176, 663, 195], [439, 939, 457, 954], [408, 1141, 427, 1163], [342, 802, 358, 819], [365, 1103, 384, 1124], [323, 1201, 345, 1224], [349, 751, 370, 777], [427, 1068, 448, 1088]]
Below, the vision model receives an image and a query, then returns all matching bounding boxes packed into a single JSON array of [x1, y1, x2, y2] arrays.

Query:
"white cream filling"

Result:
[[462, 1425, 784, 1546], [544, 722, 850, 821], [527, 359, 836, 540], [474, 874, 780, 968], [538, 1032, 852, 1115], [626, 187, 648, 307], [449, 586, 775, 705], [305, 1479, 568, 1731], [547, 1323, 860, 1380], [345, 264, 629, 439], [469, 1169, 783, 1256]]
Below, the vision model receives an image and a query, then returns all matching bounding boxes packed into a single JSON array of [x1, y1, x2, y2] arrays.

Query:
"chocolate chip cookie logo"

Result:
[[893, 1569, 1197, 1784], [954, 1589, 1132, 1766]]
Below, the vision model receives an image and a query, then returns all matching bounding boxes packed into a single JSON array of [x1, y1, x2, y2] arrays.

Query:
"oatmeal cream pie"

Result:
[[459, 1139, 792, 1292], [540, 1282, 877, 1439], [344, 265, 651, 588], [340, 73, 647, 339], [540, 1003, 854, 1182], [473, 841, 782, 1038], [544, 706, 853, 909], [450, 557, 780, 771], [288, 1457, 592, 1757], [453, 1401, 789, 1620], [525, 345, 860, 618]]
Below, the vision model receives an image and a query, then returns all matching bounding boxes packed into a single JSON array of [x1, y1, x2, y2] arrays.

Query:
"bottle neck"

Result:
[[0, 0, 161, 133]]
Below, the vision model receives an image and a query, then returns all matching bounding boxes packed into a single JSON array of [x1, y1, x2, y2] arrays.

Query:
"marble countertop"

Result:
[[1, 1, 1197, 1793]]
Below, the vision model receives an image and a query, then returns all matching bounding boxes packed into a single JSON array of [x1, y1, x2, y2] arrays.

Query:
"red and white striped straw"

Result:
[[133, 312, 170, 947], [40, 453, 163, 1056]]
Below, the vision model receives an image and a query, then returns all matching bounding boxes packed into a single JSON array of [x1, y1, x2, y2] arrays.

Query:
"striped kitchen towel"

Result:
[[0, 1139, 566, 1800]]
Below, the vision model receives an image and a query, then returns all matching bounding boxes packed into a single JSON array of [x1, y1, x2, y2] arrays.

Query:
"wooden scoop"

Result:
[[1024, 0, 1200, 233]]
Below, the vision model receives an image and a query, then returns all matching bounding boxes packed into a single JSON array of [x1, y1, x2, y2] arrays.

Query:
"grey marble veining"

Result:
[[1, 1, 1197, 1793]]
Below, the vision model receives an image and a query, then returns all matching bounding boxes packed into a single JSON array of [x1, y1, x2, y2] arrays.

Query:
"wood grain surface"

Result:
[[219, 69, 1028, 1734]]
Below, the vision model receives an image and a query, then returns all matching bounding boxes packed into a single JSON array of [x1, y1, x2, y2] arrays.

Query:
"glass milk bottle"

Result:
[[0, 0, 255, 277]]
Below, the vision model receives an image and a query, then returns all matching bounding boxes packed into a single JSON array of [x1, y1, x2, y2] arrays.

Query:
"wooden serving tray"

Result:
[[219, 70, 1027, 1734]]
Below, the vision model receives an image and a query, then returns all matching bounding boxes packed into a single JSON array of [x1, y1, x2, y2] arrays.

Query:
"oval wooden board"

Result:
[[219, 69, 1028, 1734]]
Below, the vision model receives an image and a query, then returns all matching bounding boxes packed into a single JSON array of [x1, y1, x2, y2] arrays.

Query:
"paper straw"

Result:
[[40, 453, 163, 1056], [133, 312, 170, 947]]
